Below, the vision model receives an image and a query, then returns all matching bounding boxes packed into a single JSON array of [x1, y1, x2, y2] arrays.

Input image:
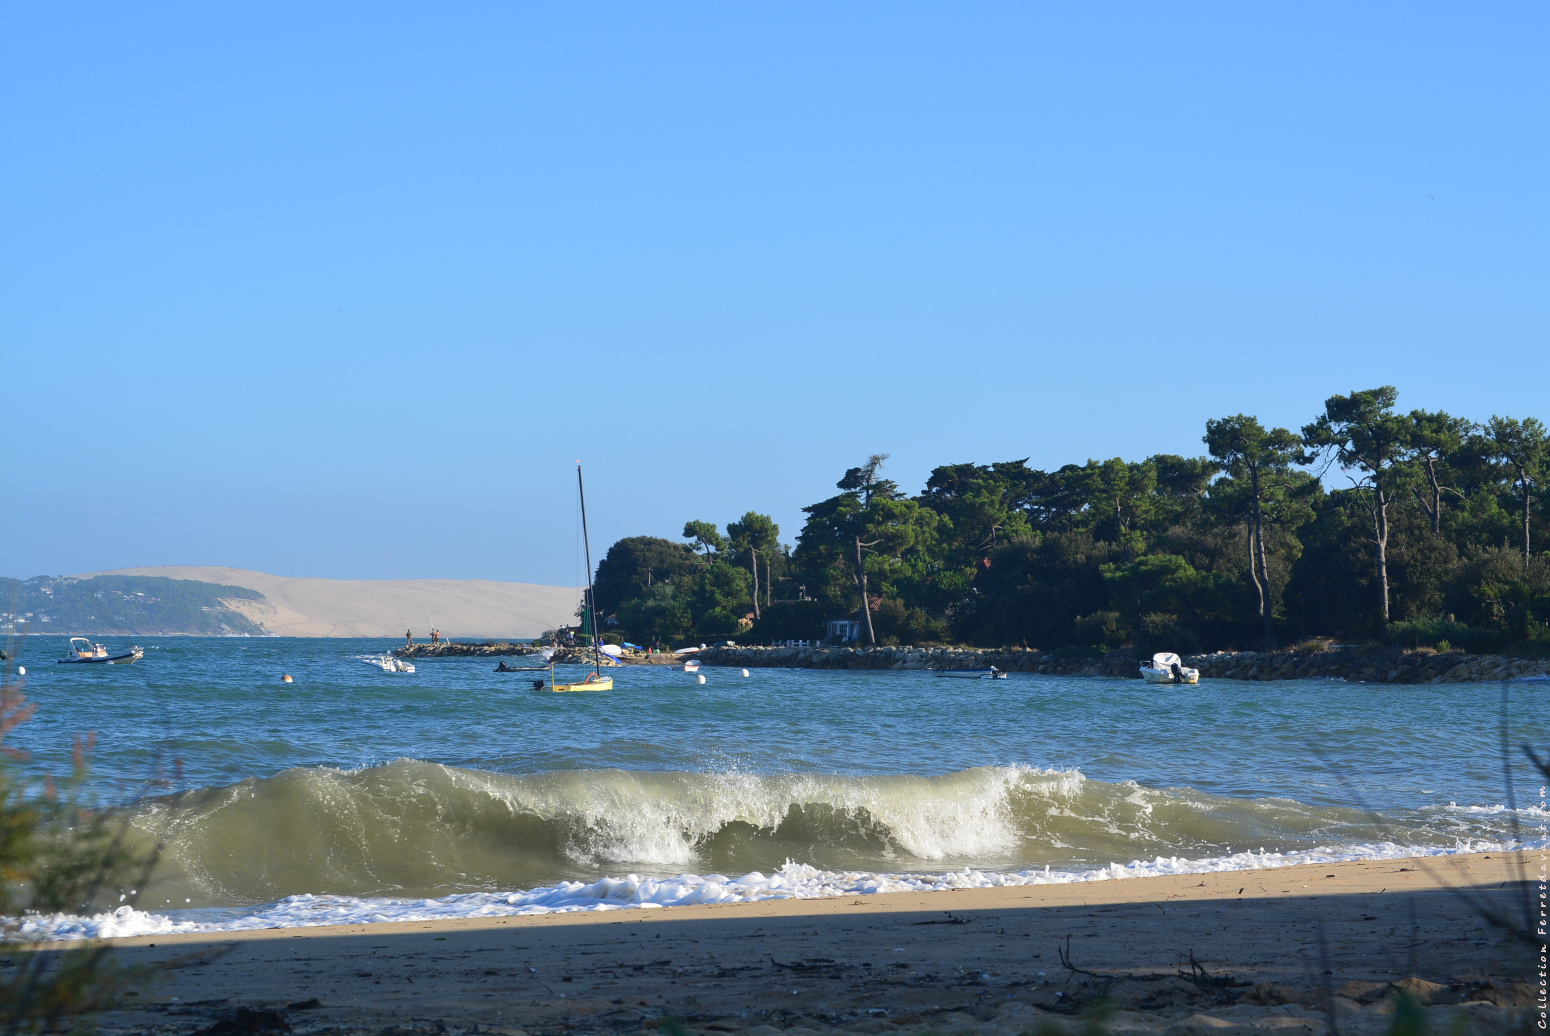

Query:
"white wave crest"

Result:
[[23, 835, 1540, 942], [436, 763, 1076, 864]]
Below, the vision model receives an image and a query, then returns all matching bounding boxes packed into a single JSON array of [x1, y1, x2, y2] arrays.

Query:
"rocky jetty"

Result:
[[696, 643, 1550, 684], [1184, 649, 1549, 683], [394, 641, 543, 659]]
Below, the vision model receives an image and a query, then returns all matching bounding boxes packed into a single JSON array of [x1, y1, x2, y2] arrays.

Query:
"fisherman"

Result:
[[405, 628, 412, 648]]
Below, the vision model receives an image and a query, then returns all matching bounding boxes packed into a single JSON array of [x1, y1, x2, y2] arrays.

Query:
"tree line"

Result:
[[0, 575, 267, 637], [591, 387, 1549, 655]]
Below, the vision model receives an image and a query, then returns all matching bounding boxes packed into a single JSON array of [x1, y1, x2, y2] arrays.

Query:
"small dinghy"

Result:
[[1139, 652, 1198, 684], [57, 637, 143, 665], [361, 654, 415, 673], [549, 671, 613, 693], [929, 666, 1007, 680]]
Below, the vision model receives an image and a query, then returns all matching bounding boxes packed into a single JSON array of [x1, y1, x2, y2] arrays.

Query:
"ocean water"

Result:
[[4, 636, 1546, 939]]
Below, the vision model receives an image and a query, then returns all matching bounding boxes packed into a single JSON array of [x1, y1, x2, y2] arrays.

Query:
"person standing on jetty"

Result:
[[405, 628, 412, 649]]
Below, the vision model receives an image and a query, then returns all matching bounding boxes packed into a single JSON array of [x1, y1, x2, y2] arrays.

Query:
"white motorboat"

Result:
[[1139, 652, 1198, 684], [929, 666, 1008, 679], [361, 654, 415, 673], [58, 637, 143, 665]]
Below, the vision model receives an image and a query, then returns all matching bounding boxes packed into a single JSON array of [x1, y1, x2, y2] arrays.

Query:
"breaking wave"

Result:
[[100, 759, 1528, 920]]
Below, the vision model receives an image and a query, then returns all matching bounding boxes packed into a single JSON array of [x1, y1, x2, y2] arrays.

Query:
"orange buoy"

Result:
[[281, 674, 293, 683]]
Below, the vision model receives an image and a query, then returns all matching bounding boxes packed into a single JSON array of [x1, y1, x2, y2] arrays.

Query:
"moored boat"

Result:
[[929, 666, 1006, 679], [549, 671, 614, 692], [58, 638, 143, 665], [539, 463, 614, 694], [1139, 652, 1198, 684]]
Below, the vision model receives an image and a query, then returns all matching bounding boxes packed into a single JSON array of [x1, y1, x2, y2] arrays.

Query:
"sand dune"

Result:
[[82, 566, 582, 639]]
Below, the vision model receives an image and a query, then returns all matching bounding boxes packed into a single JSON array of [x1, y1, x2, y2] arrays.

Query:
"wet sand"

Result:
[[81, 852, 1544, 1034]]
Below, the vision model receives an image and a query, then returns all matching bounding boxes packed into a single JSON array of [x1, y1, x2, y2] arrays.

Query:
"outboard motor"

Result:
[[532, 679, 546, 691], [1170, 661, 1185, 683]]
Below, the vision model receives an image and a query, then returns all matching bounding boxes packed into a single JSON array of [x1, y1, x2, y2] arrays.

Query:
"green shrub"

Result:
[[1073, 610, 1127, 649], [0, 662, 151, 1029], [747, 601, 828, 643], [1136, 612, 1202, 655], [872, 598, 949, 645], [696, 608, 741, 637], [1386, 617, 1510, 654]]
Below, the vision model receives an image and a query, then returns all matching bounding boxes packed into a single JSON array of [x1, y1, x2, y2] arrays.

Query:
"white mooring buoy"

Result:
[[696, 674, 706, 684], [741, 668, 750, 677]]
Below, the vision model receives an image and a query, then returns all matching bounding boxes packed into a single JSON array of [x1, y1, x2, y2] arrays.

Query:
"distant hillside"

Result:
[[0, 575, 270, 636], [73, 567, 581, 638]]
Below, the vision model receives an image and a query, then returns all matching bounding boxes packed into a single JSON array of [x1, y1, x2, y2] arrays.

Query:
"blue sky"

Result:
[[2, 2, 1545, 586]]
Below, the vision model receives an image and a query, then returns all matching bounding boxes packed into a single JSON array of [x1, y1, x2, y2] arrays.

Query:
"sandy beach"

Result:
[[69, 852, 1541, 1035]]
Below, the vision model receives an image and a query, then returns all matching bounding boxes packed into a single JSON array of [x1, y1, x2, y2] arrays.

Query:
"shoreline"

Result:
[[77, 852, 1543, 1034], [46, 837, 1531, 941], [698, 643, 1550, 683]]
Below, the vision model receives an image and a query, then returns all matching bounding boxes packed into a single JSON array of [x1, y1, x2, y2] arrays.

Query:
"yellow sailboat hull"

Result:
[[549, 674, 613, 692]]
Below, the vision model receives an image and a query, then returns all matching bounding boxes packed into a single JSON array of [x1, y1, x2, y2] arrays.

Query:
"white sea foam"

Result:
[[21, 836, 1540, 942], [1437, 801, 1549, 816]]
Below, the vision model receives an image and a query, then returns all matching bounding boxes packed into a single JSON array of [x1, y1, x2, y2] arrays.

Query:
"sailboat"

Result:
[[548, 463, 614, 693]]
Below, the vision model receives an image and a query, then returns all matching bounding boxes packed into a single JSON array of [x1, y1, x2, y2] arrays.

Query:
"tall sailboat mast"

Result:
[[577, 463, 602, 675]]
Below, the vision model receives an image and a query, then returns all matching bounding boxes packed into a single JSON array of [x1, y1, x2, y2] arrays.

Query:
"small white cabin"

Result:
[[826, 619, 861, 643]]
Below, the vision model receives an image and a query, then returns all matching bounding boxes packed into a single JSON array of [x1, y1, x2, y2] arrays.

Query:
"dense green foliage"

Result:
[[602, 387, 1549, 652], [0, 576, 266, 637]]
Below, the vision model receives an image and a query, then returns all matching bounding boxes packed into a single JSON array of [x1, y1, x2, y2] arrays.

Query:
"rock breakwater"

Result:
[[395, 641, 542, 658], [696, 644, 1550, 683]]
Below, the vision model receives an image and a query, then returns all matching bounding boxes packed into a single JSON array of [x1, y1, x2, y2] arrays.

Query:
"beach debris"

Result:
[[770, 957, 855, 981], [285, 998, 322, 1010], [1057, 935, 1104, 980], [1180, 950, 1248, 990], [912, 911, 974, 925], [189, 1006, 290, 1036], [523, 964, 556, 996]]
